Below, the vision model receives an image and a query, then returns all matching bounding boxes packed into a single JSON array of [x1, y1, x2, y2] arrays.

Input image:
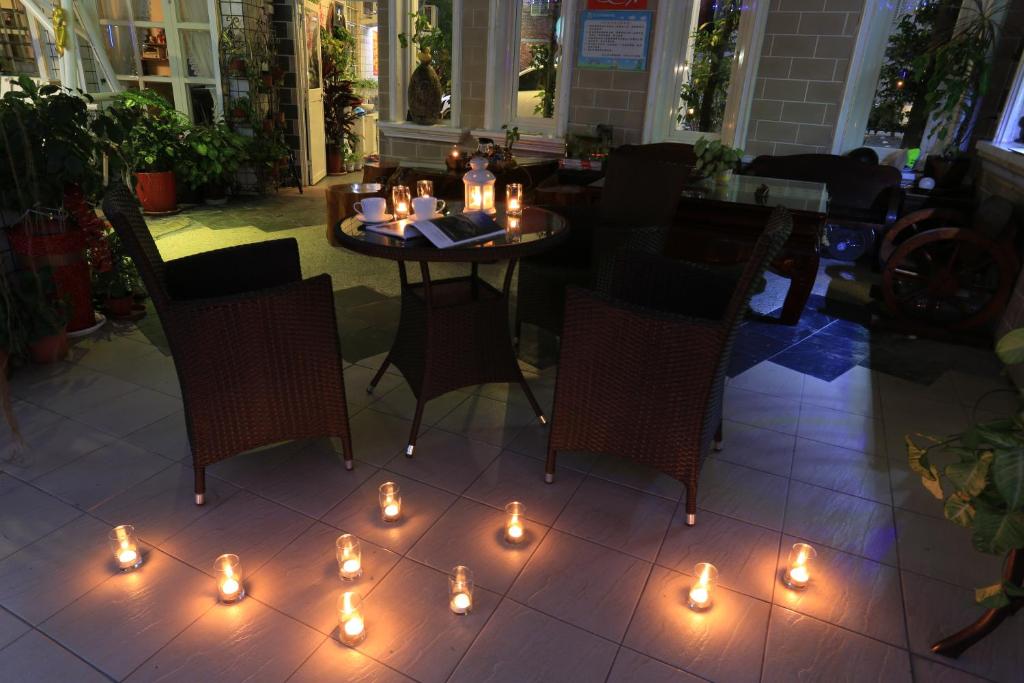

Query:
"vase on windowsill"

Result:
[[408, 48, 442, 126]]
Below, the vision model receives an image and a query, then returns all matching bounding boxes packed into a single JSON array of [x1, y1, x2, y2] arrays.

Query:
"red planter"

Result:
[[105, 296, 135, 318], [135, 171, 177, 213], [9, 218, 95, 332], [29, 330, 69, 364], [327, 145, 344, 175]]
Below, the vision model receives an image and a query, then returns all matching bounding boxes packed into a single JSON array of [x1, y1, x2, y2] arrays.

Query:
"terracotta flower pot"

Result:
[[29, 330, 69, 364], [135, 171, 177, 213], [327, 145, 344, 175], [105, 296, 135, 318]]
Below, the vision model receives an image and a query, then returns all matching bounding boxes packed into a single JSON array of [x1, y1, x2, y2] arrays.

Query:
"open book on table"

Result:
[[412, 212, 505, 248]]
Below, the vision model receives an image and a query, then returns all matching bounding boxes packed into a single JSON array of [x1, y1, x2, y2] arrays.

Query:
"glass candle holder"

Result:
[[504, 501, 526, 544], [446, 145, 461, 172], [336, 534, 362, 580], [379, 482, 402, 522], [449, 565, 474, 615], [506, 183, 524, 216], [416, 179, 434, 198], [392, 185, 411, 219], [783, 543, 817, 590], [108, 524, 142, 571], [338, 591, 366, 646], [688, 562, 718, 611], [505, 215, 521, 243], [214, 554, 245, 603]]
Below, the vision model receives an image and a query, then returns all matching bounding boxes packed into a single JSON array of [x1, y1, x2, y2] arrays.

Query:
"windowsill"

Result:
[[377, 121, 464, 143], [976, 140, 1024, 178], [470, 129, 565, 155]]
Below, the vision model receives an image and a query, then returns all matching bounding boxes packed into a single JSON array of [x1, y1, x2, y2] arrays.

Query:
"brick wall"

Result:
[[744, 0, 861, 157]]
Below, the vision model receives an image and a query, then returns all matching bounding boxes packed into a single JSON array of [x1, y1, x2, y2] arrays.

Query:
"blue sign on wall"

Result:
[[577, 10, 653, 72]]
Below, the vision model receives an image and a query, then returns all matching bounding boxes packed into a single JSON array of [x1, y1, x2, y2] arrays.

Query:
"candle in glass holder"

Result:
[[417, 179, 434, 198], [449, 565, 474, 615], [688, 562, 718, 611], [379, 482, 402, 522], [108, 524, 142, 571], [505, 215, 521, 242], [338, 591, 366, 646], [336, 534, 362, 580], [446, 145, 461, 172], [214, 554, 245, 603], [783, 543, 816, 589], [504, 501, 526, 544], [506, 183, 523, 216], [392, 185, 411, 219]]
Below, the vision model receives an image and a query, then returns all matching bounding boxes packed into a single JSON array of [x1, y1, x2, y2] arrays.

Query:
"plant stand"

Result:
[[931, 549, 1023, 658]]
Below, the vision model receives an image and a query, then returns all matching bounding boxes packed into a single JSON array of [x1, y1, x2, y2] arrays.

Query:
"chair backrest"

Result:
[[101, 181, 171, 314], [612, 143, 697, 166], [724, 206, 794, 328], [747, 153, 901, 216], [600, 148, 693, 224]]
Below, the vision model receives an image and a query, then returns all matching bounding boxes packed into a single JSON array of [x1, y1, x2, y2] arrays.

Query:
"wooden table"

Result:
[[333, 204, 569, 456], [590, 173, 827, 324]]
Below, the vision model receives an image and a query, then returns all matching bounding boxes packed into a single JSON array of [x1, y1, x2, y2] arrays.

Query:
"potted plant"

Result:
[[693, 137, 743, 185], [91, 229, 141, 318], [229, 95, 253, 123], [180, 121, 248, 205], [114, 89, 189, 213], [398, 9, 449, 125], [12, 270, 69, 364], [322, 26, 362, 175], [906, 327, 1024, 656], [344, 152, 356, 173]]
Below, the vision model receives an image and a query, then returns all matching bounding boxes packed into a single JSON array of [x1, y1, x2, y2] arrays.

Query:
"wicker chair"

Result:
[[544, 207, 794, 525], [516, 147, 693, 339], [102, 182, 354, 504]]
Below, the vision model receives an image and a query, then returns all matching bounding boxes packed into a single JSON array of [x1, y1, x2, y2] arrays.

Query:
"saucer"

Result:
[[410, 211, 444, 221], [357, 212, 393, 224]]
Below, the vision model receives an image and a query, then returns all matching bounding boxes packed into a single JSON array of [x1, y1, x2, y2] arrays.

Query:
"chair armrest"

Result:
[[607, 250, 737, 321], [166, 238, 302, 300]]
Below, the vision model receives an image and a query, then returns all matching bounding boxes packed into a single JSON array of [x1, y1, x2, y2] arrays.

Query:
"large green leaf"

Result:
[[945, 450, 993, 497], [971, 508, 1024, 555], [991, 448, 1024, 511], [974, 425, 1020, 449], [944, 494, 976, 527], [996, 329, 1024, 365], [976, 582, 1010, 608]]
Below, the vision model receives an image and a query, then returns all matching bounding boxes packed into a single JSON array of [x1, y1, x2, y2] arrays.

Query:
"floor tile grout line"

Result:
[[10, 626, 119, 682], [756, 406, 799, 683]]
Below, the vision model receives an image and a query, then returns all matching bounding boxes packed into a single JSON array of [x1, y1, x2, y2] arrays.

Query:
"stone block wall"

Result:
[[744, 0, 861, 156]]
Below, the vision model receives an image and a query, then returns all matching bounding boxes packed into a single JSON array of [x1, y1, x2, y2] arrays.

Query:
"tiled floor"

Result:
[[1, 323, 1020, 683]]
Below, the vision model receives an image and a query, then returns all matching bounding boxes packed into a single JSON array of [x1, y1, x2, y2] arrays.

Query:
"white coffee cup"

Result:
[[354, 197, 387, 222], [412, 196, 446, 219]]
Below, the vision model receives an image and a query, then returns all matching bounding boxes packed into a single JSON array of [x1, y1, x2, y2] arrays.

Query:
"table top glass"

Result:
[[334, 203, 569, 263], [683, 174, 829, 213]]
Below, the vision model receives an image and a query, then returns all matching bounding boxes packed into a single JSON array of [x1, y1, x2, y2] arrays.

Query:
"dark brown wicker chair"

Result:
[[102, 182, 354, 504], [544, 207, 794, 525], [516, 146, 693, 339]]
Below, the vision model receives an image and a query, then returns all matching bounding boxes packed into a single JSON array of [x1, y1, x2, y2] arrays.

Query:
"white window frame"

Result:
[[642, 0, 767, 148], [386, 0, 463, 135], [993, 54, 1024, 145], [482, 0, 578, 140], [834, 0, 1008, 156]]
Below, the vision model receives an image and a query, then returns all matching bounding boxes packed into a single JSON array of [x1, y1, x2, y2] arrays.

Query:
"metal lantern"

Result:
[[463, 156, 496, 214]]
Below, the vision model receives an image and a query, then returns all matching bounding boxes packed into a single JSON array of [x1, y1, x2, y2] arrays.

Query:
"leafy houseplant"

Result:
[[179, 121, 248, 203], [693, 137, 742, 184], [12, 269, 69, 364], [678, 0, 740, 132], [114, 89, 190, 212], [92, 230, 141, 318], [322, 26, 362, 174], [907, 327, 1024, 654], [528, 44, 557, 118]]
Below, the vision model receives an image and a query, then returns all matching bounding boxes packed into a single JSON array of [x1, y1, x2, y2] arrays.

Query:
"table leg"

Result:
[[503, 259, 547, 425], [779, 253, 818, 325], [366, 262, 407, 393]]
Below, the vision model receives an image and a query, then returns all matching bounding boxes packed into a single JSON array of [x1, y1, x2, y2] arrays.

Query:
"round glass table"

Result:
[[333, 203, 569, 456]]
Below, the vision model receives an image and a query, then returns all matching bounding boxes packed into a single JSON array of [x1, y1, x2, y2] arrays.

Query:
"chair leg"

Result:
[[367, 357, 391, 394], [331, 436, 354, 470], [544, 448, 556, 484], [714, 420, 723, 451], [406, 397, 426, 457], [194, 466, 206, 505], [685, 480, 697, 526]]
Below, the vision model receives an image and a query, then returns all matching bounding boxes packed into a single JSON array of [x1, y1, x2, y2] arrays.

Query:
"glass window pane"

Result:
[[177, 0, 208, 23], [0, 0, 38, 76], [515, 0, 561, 120], [180, 30, 214, 77], [98, 0, 132, 21], [103, 24, 138, 76], [139, 28, 170, 76], [133, 0, 164, 22], [305, 5, 320, 88], [676, 0, 742, 134]]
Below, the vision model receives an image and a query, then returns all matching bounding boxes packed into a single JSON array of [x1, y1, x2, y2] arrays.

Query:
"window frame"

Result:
[[993, 54, 1024, 145], [641, 0, 767, 148], [386, 0, 463, 132], [483, 0, 578, 139]]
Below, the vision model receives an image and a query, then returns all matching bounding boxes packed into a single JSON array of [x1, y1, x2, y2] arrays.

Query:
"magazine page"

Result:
[[364, 220, 422, 240], [412, 212, 505, 248]]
